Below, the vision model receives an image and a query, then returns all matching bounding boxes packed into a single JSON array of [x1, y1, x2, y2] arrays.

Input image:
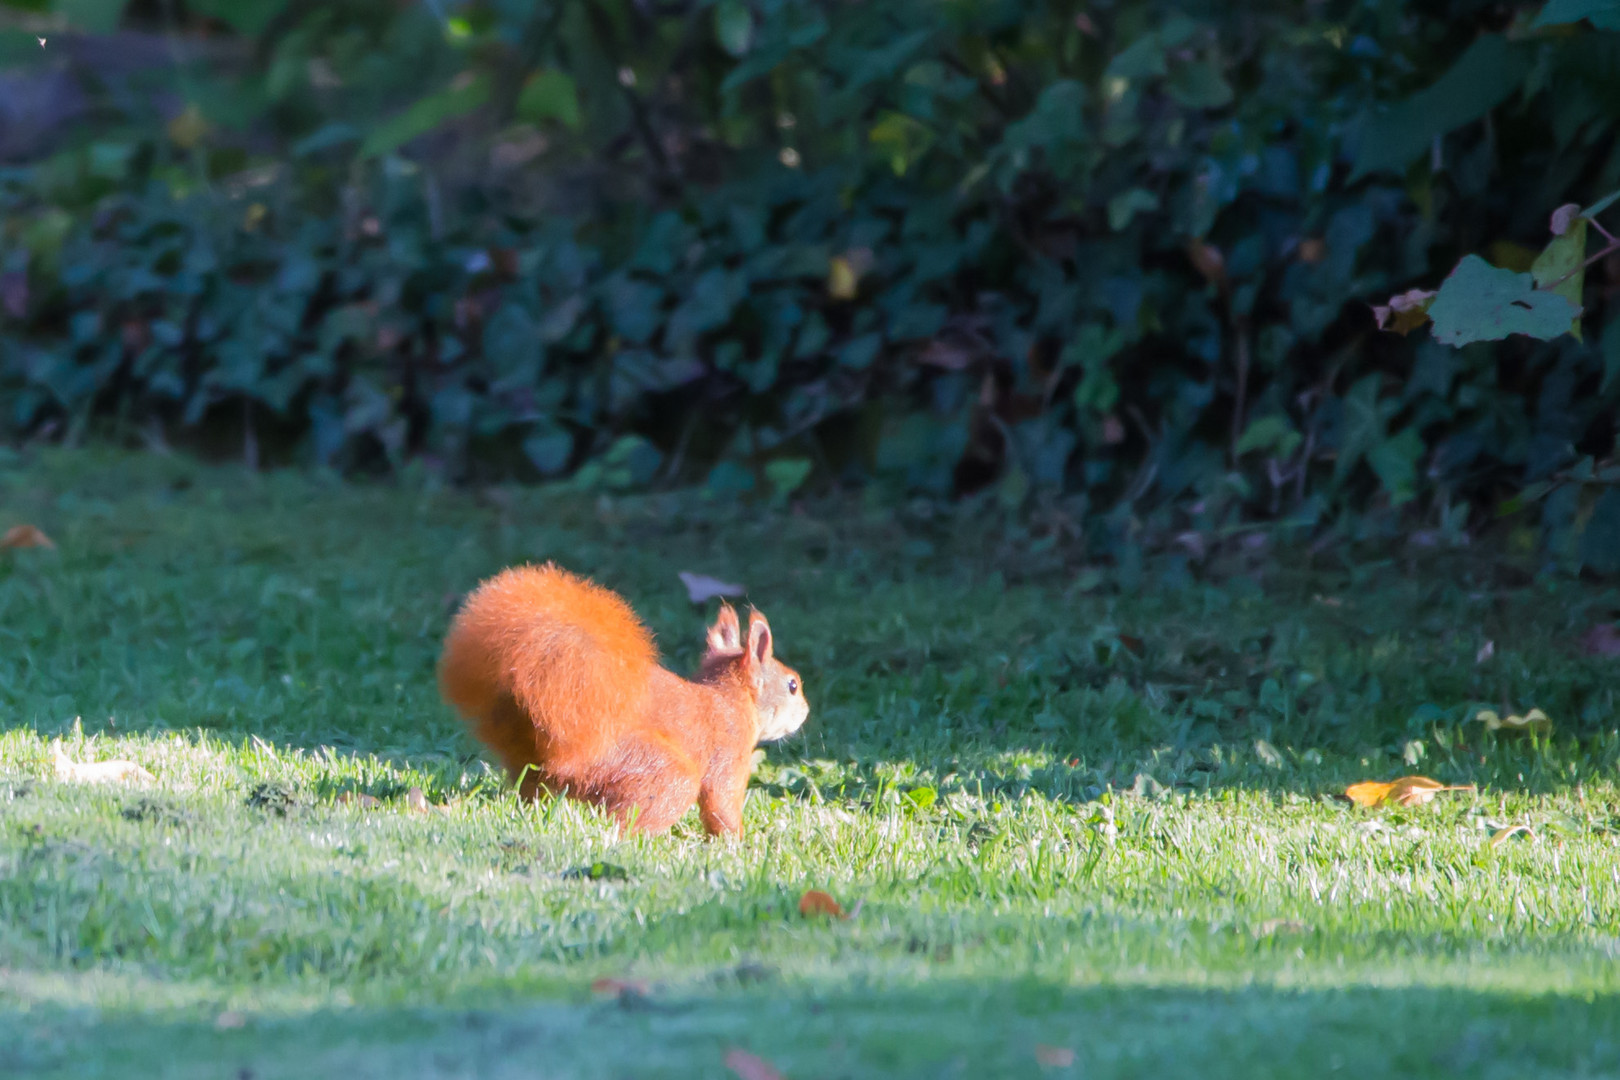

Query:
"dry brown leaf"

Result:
[[1371, 288, 1438, 335], [1, 524, 55, 550], [1579, 624, 1620, 658], [50, 740, 155, 784], [1474, 708, 1552, 736], [797, 889, 844, 919], [1034, 1045, 1076, 1068], [679, 571, 745, 604], [405, 786, 429, 813], [1550, 203, 1583, 237], [336, 792, 380, 808], [1344, 776, 1475, 808], [1185, 240, 1226, 288], [915, 339, 977, 370], [1490, 824, 1534, 850], [725, 1048, 787, 1080]]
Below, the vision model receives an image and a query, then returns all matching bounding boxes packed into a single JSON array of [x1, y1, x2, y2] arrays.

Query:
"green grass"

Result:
[[2, 448, 1619, 1078]]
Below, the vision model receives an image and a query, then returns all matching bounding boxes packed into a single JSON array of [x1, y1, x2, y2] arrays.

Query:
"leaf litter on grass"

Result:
[[1, 524, 54, 549], [725, 1048, 788, 1080], [1473, 708, 1553, 736], [1343, 776, 1476, 808], [11, 450, 1620, 1076], [50, 739, 155, 784]]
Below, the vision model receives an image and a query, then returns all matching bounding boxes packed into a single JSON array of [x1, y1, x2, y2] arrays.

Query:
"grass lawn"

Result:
[[3, 448, 1619, 1078]]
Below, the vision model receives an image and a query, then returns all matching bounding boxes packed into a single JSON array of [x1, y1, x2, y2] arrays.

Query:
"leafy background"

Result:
[[1, 0, 1618, 569]]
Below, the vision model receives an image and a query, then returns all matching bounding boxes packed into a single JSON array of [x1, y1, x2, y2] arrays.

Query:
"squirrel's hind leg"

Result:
[[584, 732, 703, 834]]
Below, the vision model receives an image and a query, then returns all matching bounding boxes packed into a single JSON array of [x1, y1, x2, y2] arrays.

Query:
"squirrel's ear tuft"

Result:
[[706, 602, 742, 656], [747, 609, 773, 665]]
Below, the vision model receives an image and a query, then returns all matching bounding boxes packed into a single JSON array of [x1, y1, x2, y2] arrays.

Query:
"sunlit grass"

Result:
[[2, 448, 1618, 1078]]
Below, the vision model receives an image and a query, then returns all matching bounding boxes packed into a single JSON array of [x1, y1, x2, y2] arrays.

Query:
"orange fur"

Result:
[[437, 563, 810, 836]]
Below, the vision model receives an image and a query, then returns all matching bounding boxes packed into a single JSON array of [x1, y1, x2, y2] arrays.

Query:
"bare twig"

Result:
[[1542, 237, 1620, 291], [582, 2, 681, 195], [1229, 317, 1251, 461]]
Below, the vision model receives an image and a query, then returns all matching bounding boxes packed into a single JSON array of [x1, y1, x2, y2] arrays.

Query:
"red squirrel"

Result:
[[437, 563, 809, 836]]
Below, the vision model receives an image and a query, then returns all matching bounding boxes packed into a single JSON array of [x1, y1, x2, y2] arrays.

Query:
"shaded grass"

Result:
[[2, 447, 1619, 1077]]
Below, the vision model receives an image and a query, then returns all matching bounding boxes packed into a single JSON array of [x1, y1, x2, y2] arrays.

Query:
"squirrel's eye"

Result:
[[787, 678, 799, 695]]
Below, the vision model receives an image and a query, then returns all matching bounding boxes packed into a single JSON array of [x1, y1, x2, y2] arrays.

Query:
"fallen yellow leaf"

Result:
[[1344, 775, 1474, 808], [50, 739, 155, 784], [1, 524, 54, 550], [1474, 708, 1552, 736]]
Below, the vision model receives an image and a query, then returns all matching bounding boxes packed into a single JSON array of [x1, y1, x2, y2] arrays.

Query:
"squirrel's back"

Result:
[[438, 563, 659, 770]]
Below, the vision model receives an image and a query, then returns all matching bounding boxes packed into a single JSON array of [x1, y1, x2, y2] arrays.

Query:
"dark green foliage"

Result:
[[1, 0, 1618, 567]]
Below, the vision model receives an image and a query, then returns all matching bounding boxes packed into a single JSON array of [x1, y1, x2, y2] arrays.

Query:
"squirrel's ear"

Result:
[[706, 602, 742, 656], [747, 609, 773, 666]]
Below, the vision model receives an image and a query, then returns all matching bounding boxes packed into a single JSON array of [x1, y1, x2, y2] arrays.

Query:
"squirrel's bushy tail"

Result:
[[438, 563, 658, 772]]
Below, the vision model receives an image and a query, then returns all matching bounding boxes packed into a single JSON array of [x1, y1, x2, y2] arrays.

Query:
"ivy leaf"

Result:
[[56, 0, 127, 33], [1235, 415, 1301, 459], [1167, 60, 1233, 109], [360, 75, 491, 160], [1107, 188, 1160, 231], [185, 0, 281, 35], [714, 0, 754, 57], [1334, 374, 1385, 483], [605, 275, 665, 345], [1426, 255, 1582, 346], [1351, 36, 1529, 180], [522, 430, 573, 476], [1365, 427, 1423, 506], [764, 457, 812, 500], [1580, 489, 1620, 576], [1533, 0, 1620, 30], [1106, 33, 1169, 80], [516, 70, 581, 129]]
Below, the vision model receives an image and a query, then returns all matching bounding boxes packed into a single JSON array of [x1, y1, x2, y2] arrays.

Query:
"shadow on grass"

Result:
[[6, 973, 1619, 1079]]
